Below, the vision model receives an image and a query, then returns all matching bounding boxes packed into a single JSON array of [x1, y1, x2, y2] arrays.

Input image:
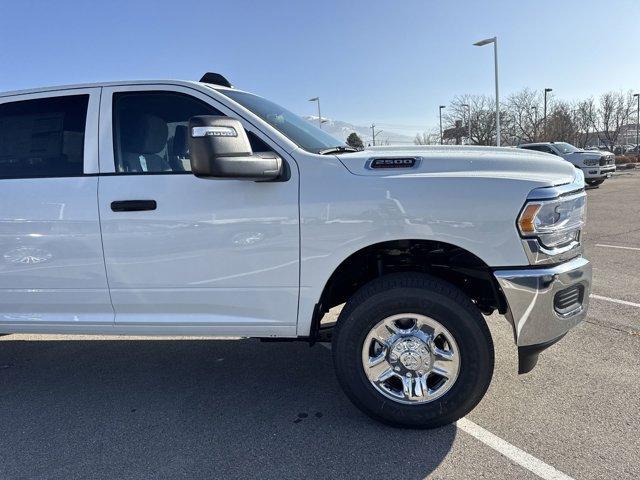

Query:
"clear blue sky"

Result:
[[1, 0, 638, 134]]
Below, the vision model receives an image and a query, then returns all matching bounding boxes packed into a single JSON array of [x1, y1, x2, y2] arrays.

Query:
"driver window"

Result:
[[113, 91, 274, 173]]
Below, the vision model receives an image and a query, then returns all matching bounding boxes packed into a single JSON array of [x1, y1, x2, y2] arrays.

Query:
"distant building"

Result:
[[618, 124, 640, 145], [579, 124, 639, 148]]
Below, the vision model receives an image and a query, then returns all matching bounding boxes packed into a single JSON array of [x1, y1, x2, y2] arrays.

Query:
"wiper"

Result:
[[318, 146, 358, 155]]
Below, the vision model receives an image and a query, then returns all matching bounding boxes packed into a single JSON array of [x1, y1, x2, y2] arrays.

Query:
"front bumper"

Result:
[[582, 165, 616, 179], [494, 256, 591, 373]]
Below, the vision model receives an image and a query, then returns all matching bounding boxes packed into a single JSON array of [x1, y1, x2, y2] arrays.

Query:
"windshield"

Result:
[[553, 142, 580, 154], [214, 88, 346, 154]]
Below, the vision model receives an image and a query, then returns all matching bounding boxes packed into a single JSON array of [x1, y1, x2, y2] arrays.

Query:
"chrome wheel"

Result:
[[361, 313, 460, 404]]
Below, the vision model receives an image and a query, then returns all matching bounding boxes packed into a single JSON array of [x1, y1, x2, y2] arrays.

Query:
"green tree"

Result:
[[346, 132, 364, 150]]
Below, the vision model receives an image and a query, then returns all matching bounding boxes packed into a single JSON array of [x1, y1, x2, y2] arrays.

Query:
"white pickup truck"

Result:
[[519, 142, 616, 186], [0, 73, 591, 428]]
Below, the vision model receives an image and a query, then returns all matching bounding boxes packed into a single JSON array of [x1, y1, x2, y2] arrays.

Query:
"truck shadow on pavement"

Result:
[[0, 338, 456, 480]]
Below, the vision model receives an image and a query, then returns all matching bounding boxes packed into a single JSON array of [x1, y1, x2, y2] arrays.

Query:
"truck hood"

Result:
[[335, 145, 577, 186], [565, 150, 613, 159]]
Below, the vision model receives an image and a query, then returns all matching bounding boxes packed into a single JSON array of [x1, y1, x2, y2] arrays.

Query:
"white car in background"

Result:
[[519, 142, 616, 186]]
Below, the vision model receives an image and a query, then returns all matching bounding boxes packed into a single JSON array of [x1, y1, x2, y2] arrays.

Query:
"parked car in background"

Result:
[[519, 142, 615, 186]]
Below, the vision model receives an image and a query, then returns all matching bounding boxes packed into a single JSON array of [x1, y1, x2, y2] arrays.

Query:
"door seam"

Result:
[[95, 87, 116, 325]]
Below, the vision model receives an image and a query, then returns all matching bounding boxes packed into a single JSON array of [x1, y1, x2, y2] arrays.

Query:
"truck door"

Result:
[[0, 88, 113, 328], [97, 85, 299, 336]]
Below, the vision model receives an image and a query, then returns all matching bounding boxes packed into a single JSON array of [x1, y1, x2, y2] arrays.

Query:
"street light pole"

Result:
[[370, 124, 383, 146], [308, 97, 322, 129], [462, 103, 471, 144], [543, 88, 553, 139], [634, 93, 640, 162], [474, 36, 500, 146], [439, 105, 446, 145]]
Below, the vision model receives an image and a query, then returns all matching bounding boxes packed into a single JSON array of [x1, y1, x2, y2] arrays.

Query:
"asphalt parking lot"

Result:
[[1, 171, 639, 480]]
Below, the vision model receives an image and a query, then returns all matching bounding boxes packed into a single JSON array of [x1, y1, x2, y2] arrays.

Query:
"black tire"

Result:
[[586, 179, 605, 187], [332, 272, 494, 429]]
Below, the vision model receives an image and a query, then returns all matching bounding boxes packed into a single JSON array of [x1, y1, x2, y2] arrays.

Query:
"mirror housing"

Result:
[[188, 116, 282, 180]]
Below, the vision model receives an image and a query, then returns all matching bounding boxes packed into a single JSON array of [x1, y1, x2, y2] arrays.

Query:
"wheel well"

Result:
[[310, 239, 507, 341]]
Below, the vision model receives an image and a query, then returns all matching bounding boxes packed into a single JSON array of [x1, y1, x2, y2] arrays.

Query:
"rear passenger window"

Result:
[[0, 95, 88, 178]]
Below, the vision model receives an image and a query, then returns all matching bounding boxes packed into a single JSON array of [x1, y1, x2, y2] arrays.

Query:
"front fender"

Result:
[[294, 154, 543, 336]]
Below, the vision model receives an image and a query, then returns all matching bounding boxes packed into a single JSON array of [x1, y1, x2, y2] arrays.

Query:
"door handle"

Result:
[[110, 200, 157, 212]]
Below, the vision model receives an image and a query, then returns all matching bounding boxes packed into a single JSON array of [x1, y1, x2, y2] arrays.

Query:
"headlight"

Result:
[[517, 193, 586, 248], [583, 159, 599, 166]]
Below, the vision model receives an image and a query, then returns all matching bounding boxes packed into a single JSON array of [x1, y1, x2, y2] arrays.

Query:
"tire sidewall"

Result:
[[333, 279, 493, 428]]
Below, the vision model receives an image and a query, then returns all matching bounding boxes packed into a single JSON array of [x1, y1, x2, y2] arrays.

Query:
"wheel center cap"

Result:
[[389, 338, 431, 372], [399, 351, 421, 370]]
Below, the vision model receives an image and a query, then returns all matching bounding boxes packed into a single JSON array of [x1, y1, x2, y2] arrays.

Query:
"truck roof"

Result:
[[0, 79, 221, 98], [0, 78, 239, 98], [0, 72, 237, 98]]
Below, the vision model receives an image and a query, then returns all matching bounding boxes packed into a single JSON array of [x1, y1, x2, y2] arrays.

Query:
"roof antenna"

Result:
[[199, 72, 233, 88]]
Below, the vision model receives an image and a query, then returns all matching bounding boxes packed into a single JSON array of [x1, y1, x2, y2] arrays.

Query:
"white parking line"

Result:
[[456, 418, 575, 480], [318, 342, 574, 479], [590, 294, 640, 308], [595, 243, 640, 251]]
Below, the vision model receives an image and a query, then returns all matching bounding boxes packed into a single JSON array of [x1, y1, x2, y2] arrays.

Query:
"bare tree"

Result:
[[442, 95, 499, 146], [422, 88, 637, 150], [414, 129, 440, 145], [594, 91, 635, 150], [572, 98, 596, 148], [504, 89, 541, 144], [544, 102, 577, 143]]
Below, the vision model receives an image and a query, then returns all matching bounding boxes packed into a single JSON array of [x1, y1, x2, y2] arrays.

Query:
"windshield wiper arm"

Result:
[[318, 146, 358, 155]]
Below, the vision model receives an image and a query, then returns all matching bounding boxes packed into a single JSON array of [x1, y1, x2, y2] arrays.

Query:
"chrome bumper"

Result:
[[583, 165, 616, 178], [494, 257, 591, 370]]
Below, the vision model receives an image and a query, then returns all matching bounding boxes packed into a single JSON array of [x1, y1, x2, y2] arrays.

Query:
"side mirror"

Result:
[[188, 116, 282, 181]]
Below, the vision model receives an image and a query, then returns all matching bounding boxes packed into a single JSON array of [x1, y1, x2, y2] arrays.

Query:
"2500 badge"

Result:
[[369, 157, 418, 169]]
